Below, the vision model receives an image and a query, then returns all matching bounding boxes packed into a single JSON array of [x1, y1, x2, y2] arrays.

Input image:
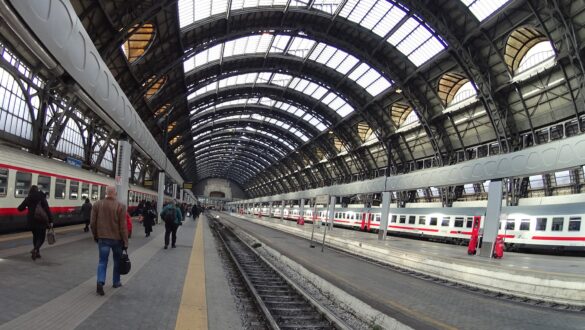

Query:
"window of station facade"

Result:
[[529, 175, 544, 189], [464, 184, 475, 194], [554, 170, 571, 186], [516, 41, 555, 74], [81, 182, 89, 200], [14, 171, 31, 197], [56, 119, 84, 159], [551, 217, 564, 231], [38, 175, 51, 197], [69, 181, 79, 200], [536, 217, 547, 231], [0, 168, 7, 197], [0, 67, 33, 140], [55, 178, 66, 199]]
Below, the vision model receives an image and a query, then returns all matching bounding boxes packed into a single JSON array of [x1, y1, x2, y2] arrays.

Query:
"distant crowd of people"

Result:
[[17, 185, 203, 296]]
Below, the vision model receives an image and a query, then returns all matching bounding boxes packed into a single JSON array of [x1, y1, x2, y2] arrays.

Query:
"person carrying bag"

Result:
[[17, 185, 53, 260], [161, 200, 182, 249]]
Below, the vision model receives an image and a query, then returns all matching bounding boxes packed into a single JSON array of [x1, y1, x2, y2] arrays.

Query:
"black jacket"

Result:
[[143, 208, 156, 226], [81, 202, 92, 221], [17, 191, 53, 229]]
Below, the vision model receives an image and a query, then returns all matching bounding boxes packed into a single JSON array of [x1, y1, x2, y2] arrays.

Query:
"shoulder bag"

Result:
[[34, 203, 49, 225]]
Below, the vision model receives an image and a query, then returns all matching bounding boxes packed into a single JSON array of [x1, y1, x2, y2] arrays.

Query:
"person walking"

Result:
[[142, 201, 156, 237], [81, 198, 92, 232], [90, 186, 128, 296], [161, 200, 182, 249], [17, 185, 53, 260]]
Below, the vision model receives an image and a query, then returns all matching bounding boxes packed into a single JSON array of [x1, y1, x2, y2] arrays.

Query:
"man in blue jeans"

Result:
[[90, 186, 129, 296]]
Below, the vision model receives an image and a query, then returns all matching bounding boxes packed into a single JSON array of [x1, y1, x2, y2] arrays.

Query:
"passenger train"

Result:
[[0, 145, 172, 232], [246, 201, 585, 252]]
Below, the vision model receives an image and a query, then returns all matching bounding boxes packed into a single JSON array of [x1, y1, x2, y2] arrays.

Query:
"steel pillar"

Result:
[[327, 196, 335, 230], [157, 171, 165, 223], [378, 191, 391, 240], [480, 179, 504, 258], [115, 139, 131, 206], [280, 200, 285, 221]]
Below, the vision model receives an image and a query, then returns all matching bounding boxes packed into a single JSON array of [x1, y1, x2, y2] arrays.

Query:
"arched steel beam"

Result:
[[196, 159, 261, 181], [193, 139, 285, 164], [188, 132, 290, 160], [400, 0, 520, 153], [196, 152, 267, 172], [195, 161, 260, 181], [190, 104, 322, 137], [196, 148, 274, 169]]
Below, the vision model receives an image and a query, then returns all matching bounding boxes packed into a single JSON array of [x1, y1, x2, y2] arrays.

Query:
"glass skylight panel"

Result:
[[365, 77, 392, 96], [461, 0, 510, 22], [387, 17, 445, 67], [372, 5, 406, 37], [311, 0, 343, 15], [270, 35, 291, 53], [287, 38, 315, 58]]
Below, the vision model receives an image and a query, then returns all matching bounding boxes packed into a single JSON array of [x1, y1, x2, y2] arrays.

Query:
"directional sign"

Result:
[[315, 195, 329, 205]]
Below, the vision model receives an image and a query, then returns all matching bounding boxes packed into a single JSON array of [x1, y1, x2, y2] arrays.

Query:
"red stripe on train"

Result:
[[389, 225, 439, 233], [531, 236, 585, 241], [0, 206, 79, 216]]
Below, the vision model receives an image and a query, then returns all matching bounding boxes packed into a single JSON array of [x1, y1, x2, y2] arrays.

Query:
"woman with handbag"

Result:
[[17, 185, 53, 260]]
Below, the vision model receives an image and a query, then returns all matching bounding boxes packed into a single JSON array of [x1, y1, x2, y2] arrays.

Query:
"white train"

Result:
[[246, 201, 585, 251], [0, 145, 171, 232]]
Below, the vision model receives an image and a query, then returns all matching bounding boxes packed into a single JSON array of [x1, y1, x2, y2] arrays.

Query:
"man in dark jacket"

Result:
[[142, 201, 156, 237], [81, 198, 92, 232], [161, 200, 182, 249], [18, 185, 53, 260]]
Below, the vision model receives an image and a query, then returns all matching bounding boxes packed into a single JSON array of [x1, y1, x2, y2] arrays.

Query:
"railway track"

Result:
[[210, 215, 348, 330]]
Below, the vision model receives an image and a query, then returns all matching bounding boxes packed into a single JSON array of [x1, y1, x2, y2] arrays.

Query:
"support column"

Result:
[[327, 196, 336, 230], [157, 171, 165, 224], [480, 179, 504, 258], [172, 183, 178, 201], [115, 139, 131, 206], [268, 202, 273, 219], [378, 192, 391, 240], [299, 198, 305, 225], [280, 200, 285, 221]]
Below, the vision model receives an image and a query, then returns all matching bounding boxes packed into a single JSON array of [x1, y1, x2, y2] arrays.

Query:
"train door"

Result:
[[467, 216, 482, 255]]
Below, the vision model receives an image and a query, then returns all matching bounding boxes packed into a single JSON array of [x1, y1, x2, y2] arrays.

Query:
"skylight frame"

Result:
[[178, 0, 446, 66], [460, 0, 510, 22], [187, 72, 356, 118]]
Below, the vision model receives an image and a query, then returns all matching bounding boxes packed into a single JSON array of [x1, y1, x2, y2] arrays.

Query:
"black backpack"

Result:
[[163, 207, 175, 224]]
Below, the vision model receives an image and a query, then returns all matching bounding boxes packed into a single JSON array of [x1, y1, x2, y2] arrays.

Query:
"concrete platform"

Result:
[[230, 212, 585, 306], [216, 211, 585, 330], [0, 216, 242, 330]]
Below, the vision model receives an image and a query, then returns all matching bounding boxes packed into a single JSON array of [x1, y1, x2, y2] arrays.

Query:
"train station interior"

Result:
[[0, 0, 584, 329]]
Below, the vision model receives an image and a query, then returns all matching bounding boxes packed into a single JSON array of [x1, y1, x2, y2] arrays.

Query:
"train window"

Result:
[[81, 183, 89, 200], [399, 215, 406, 224], [100, 186, 106, 199], [37, 175, 51, 197], [408, 216, 416, 224], [55, 178, 66, 199], [519, 219, 530, 231], [14, 171, 32, 197], [466, 217, 473, 228], [454, 217, 464, 228], [441, 217, 450, 227], [69, 181, 79, 200], [418, 216, 426, 225], [129, 191, 134, 204], [536, 217, 547, 231], [505, 219, 515, 231], [91, 185, 99, 200], [374, 215, 381, 222], [0, 168, 7, 197], [569, 217, 581, 232], [430, 217, 438, 226], [551, 217, 564, 231], [391, 215, 397, 223]]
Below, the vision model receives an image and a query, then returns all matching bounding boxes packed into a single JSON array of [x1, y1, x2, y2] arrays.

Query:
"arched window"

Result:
[[0, 67, 33, 140], [92, 141, 114, 171], [505, 27, 555, 80], [390, 102, 415, 128], [438, 72, 478, 112], [155, 104, 170, 117], [144, 75, 167, 100], [56, 119, 85, 158], [122, 23, 156, 63]]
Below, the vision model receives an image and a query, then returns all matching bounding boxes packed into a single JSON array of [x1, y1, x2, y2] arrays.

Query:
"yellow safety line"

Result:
[[175, 219, 208, 330], [0, 224, 85, 243]]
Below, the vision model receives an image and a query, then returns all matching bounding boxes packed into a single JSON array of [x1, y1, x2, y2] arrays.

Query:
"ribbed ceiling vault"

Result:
[[69, 0, 585, 198]]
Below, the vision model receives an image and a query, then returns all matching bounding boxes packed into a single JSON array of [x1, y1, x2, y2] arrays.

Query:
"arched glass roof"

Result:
[[178, 0, 446, 66], [191, 97, 329, 131], [193, 126, 298, 150], [183, 34, 392, 96], [188, 72, 355, 117], [193, 137, 288, 158], [461, 0, 510, 22], [194, 114, 312, 142]]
